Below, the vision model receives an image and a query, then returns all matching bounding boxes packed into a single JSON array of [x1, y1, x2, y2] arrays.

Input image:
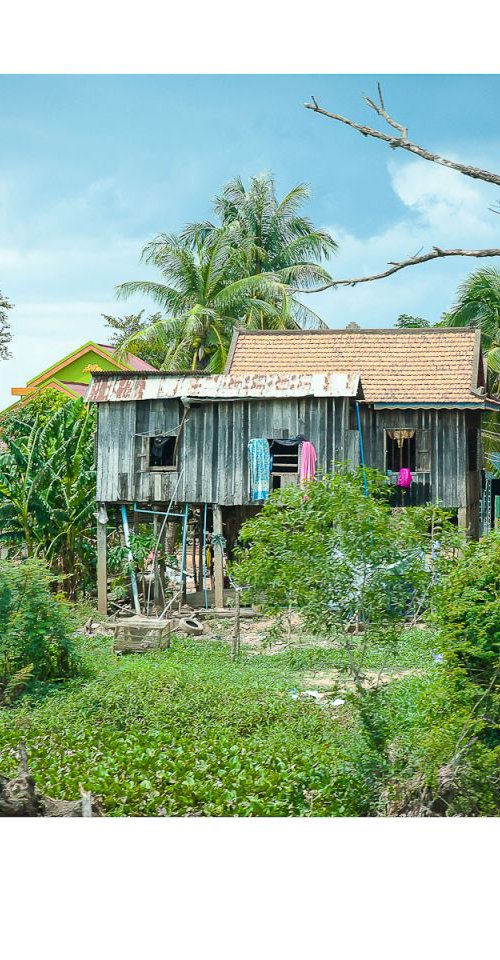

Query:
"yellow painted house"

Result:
[[4, 340, 157, 414]]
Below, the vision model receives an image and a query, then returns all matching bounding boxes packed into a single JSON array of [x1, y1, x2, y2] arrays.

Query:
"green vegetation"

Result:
[[0, 289, 12, 360], [0, 398, 96, 597], [434, 530, 500, 687], [102, 309, 165, 368], [445, 267, 500, 379], [0, 626, 437, 817], [231, 473, 500, 814], [233, 467, 464, 683], [0, 547, 498, 815], [0, 560, 79, 704], [444, 267, 500, 460], [115, 174, 336, 372], [0, 470, 498, 816], [395, 314, 431, 328]]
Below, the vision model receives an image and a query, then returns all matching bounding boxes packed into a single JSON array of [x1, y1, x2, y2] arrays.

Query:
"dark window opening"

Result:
[[269, 439, 299, 474], [468, 429, 478, 471], [386, 431, 416, 472], [149, 435, 177, 470]]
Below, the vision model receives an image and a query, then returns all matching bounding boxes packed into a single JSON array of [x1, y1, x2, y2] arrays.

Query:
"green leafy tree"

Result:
[[395, 314, 431, 328], [233, 468, 463, 687], [0, 290, 13, 360], [1, 388, 70, 438], [102, 310, 163, 368], [0, 399, 96, 598], [115, 175, 336, 372]]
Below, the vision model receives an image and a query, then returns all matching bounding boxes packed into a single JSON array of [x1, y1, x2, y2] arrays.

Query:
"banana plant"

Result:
[[0, 399, 97, 598]]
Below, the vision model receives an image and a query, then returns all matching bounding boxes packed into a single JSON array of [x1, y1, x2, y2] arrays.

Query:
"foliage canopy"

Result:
[[115, 174, 336, 372]]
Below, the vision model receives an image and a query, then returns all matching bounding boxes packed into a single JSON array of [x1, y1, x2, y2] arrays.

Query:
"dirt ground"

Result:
[[84, 607, 423, 700]]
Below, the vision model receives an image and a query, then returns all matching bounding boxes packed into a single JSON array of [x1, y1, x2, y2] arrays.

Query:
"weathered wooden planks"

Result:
[[95, 396, 481, 514]]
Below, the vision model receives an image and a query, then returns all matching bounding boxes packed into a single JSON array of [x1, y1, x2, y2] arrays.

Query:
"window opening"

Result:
[[386, 429, 416, 472], [468, 429, 478, 471], [269, 439, 300, 474], [149, 435, 177, 470]]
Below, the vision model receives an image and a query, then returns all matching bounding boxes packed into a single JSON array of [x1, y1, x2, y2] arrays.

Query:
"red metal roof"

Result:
[[97, 344, 157, 372], [86, 371, 361, 403]]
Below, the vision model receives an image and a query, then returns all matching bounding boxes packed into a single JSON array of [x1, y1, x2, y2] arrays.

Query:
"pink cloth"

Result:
[[397, 468, 412, 488], [300, 441, 317, 483]]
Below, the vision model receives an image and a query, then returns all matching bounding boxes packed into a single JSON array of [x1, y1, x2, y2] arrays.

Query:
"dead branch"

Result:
[[0, 744, 102, 817], [298, 247, 500, 293], [364, 82, 408, 141], [305, 87, 500, 187]]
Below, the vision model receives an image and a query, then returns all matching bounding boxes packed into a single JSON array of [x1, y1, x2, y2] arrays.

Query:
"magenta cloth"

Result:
[[397, 468, 412, 488], [299, 441, 317, 483]]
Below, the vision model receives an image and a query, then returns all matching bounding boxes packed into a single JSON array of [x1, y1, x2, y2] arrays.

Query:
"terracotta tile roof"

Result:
[[226, 328, 485, 405]]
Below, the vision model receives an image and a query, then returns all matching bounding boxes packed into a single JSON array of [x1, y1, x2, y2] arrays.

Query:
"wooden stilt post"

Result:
[[232, 589, 241, 660], [458, 507, 469, 536], [97, 502, 108, 616], [213, 504, 224, 609]]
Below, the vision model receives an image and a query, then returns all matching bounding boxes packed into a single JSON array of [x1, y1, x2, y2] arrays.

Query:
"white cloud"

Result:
[[312, 156, 500, 330]]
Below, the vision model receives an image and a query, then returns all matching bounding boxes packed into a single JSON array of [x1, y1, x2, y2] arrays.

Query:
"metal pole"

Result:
[[202, 502, 209, 609], [97, 503, 108, 616], [355, 401, 369, 498], [213, 504, 224, 609], [120, 504, 141, 615], [180, 501, 189, 606]]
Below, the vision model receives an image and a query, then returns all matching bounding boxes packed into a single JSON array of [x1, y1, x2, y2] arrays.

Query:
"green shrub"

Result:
[[233, 468, 463, 687], [0, 560, 79, 702], [433, 530, 500, 687]]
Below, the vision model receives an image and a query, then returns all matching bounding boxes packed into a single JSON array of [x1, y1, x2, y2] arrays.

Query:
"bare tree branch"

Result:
[[304, 91, 500, 188], [299, 248, 500, 292], [364, 82, 408, 141]]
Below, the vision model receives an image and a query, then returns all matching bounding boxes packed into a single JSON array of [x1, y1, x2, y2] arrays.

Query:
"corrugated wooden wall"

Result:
[[359, 407, 476, 508], [95, 397, 479, 510], [96, 396, 349, 505]]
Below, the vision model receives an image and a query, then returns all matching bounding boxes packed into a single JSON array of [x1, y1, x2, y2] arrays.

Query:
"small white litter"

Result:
[[303, 690, 321, 700], [331, 698, 346, 708]]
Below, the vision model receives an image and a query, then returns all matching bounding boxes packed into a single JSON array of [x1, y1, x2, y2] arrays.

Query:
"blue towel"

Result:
[[248, 438, 271, 501]]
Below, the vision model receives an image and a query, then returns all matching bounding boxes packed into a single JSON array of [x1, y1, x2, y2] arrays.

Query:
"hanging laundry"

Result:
[[299, 441, 317, 484], [397, 467, 412, 489], [248, 438, 271, 501]]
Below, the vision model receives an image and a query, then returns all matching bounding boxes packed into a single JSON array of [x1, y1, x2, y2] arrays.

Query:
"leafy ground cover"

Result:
[[0, 624, 439, 817]]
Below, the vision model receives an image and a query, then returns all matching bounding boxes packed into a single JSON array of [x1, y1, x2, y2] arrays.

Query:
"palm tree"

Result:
[[115, 175, 337, 372], [445, 268, 500, 460], [445, 268, 500, 388]]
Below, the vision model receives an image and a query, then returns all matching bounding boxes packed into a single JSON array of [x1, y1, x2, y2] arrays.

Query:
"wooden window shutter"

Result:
[[137, 435, 149, 472], [416, 429, 431, 473]]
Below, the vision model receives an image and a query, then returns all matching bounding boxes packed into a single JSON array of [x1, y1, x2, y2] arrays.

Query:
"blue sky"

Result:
[[1, 74, 500, 407]]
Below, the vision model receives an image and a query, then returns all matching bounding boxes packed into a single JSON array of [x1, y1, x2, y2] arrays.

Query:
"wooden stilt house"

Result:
[[87, 326, 498, 614]]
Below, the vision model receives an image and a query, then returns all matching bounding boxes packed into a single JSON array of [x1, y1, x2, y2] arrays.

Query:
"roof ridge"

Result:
[[232, 327, 476, 336]]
